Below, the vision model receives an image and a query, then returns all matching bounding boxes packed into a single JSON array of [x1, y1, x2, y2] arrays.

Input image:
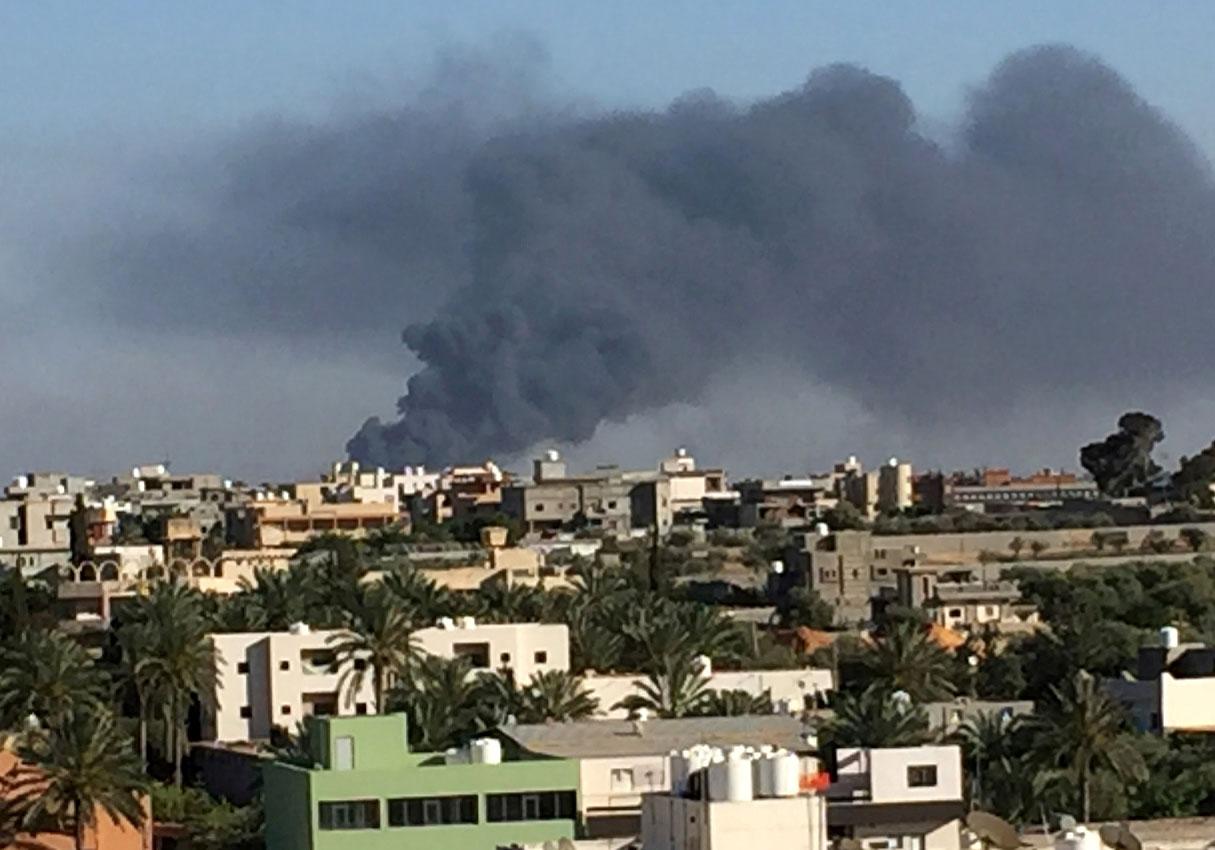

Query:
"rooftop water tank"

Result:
[[1161, 626, 1180, 649], [287, 622, 310, 635], [724, 751, 753, 802], [772, 753, 801, 797]]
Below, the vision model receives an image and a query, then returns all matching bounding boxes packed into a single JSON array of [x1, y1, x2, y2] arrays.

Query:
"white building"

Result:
[[827, 745, 965, 850], [499, 715, 819, 840], [641, 745, 829, 850], [1105, 630, 1215, 734], [203, 626, 375, 743], [413, 620, 570, 682]]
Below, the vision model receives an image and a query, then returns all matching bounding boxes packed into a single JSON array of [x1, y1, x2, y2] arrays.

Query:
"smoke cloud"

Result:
[[346, 44, 1215, 467]]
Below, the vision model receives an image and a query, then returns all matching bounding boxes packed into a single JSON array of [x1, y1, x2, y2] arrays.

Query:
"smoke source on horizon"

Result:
[[36, 42, 1215, 475]]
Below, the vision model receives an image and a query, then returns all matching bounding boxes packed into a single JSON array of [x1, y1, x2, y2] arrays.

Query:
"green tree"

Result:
[[1080, 412, 1164, 497], [1180, 527, 1210, 553], [391, 655, 485, 752], [10, 708, 148, 850], [1029, 670, 1146, 822], [327, 587, 419, 713], [120, 583, 218, 786], [1173, 442, 1215, 508], [956, 711, 1030, 816], [0, 631, 108, 732], [614, 651, 710, 719], [862, 621, 956, 702], [1029, 540, 1048, 560], [519, 671, 600, 722], [694, 689, 775, 717], [821, 685, 931, 748], [1009, 537, 1025, 559]]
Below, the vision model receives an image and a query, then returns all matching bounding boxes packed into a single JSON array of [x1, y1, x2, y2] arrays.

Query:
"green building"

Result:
[[263, 714, 580, 850]]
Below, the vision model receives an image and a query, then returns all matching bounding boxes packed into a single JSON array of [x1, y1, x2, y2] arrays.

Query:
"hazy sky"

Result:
[[2, 3, 1213, 481]]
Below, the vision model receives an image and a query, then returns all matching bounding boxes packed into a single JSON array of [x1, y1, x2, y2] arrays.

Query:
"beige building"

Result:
[[225, 497, 399, 548], [1106, 630, 1215, 734], [500, 715, 818, 840], [204, 625, 375, 743], [643, 784, 829, 850], [894, 567, 1040, 633], [659, 448, 728, 519], [828, 745, 964, 850], [413, 620, 570, 682]]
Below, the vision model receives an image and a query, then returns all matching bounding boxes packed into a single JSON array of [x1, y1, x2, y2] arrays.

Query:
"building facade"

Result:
[[413, 621, 571, 683]]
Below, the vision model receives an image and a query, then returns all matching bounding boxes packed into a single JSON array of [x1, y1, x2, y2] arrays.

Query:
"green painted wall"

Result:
[[266, 714, 580, 850]]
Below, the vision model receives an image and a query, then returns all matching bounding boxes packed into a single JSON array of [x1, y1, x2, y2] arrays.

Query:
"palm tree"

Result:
[[614, 651, 710, 719], [956, 711, 1027, 816], [235, 567, 307, 630], [1029, 670, 1146, 822], [392, 655, 485, 752], [10, 708, 148, 850], [863, 621, 956, 702], [822, 685, 931, 748], [120, 584, 217, 786], [327, 587, 419, 712], [694, 689, 774, 717], [568, 606, 624, 673], [0, 631, 108, 732], [520, 671, 599, 722], [381, 567, 452, 622]]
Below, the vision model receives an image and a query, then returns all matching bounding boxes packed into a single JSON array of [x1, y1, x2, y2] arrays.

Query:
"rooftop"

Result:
[[498, 715, 814, 759]]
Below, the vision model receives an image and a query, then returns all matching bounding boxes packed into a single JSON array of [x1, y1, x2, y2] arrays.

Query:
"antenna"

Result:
[[965, 811, 1025, 850], [1098, 823, 1143, 850]]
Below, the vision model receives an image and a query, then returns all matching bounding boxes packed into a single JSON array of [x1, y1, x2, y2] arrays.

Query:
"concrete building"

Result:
[[782, 530, 926, 624], [225, 497, 399, 548], [416, 461, 510, 523], [919, 698, 1035, 735], [878, 459, 914, 515], [916, 468, 1099, 514], [894, 567, 1040, 634], [1106, 629, 1215, 734], [501, 452, 672, 537], [641, 745, 829, 850], [736, 478, 835, 528], [583, 666, 835, 720], [203, 625, 376, 743], [497, 715, 819, 839], [262, 714, 579, 850], [827, 745, 965, 850], [413, 620, 570, 683], [659, 448, 728, 520]]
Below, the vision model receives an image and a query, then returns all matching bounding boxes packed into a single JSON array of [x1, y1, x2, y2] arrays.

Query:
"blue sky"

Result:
[[2, 3, 1215, 480], [3, 2, 1213, 152]]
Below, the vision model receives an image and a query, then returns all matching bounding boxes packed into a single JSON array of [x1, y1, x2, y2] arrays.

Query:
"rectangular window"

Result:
[[486, 791, 576, 822], [534, 651, 548, 665], [453, 642, 491, 669], [907, 765, 938, 788], [334, 736, 355, 771], [318, 800, 380, 830], [610, 768, 634, 791], [387, 795, 477, 827], [236, 661, 249, 674]]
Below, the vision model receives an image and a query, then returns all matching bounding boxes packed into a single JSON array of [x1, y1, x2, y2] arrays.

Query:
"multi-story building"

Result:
[[781, 530, 925, 624], [262, 714, 579, 850], [915, 467, 1100, 514], [225, 496, 399, 548], [413, 620, 570, 683], [500, 452, 672, 537], [894, 567, 1040, 634], [659, 448, 728, 520], [736, 478, 835, 528], [203, 625, 376, 743], [826, 745, 965, 850], [0, 471, 88, 571], [497, 715, 819, 839]]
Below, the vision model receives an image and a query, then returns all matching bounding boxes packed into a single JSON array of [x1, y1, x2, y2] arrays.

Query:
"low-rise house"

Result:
[[1105, 628, 1215, 734], [497, 715, 818, 839], [413, 620, 570, 683], [262, 714, 579, 850], [893, 567, 1040, 633], [204, 625, 375, 743], [225, 497, 399, 548], [827, 745, 965, 850]]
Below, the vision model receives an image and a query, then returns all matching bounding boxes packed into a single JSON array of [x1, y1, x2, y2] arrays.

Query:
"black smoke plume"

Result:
[[346, 44, 1215, 466]]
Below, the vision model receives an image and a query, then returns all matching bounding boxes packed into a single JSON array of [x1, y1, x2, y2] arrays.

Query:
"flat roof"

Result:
[[498, 715, 813, 759]]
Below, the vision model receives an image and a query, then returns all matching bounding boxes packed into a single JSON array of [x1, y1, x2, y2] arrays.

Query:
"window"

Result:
[[355, 702, 368, 716], [388, 795, 478, 827], [534, 651, 548, 665], [239, 706, 252, 719], [907, 765, 938, 788], [610, 768, 634, 791], [535, 504, 545, 512], [500, 652, 512, 664], [335, 736, 355, 771], [279, 660, 290, 671], [608, 501, 618, 509], [318, 800, 380, 830], [453, 642, 491, 669], [485, 791, 576, 822], [948, 608, 963, 618], [236, 662, 249, 674], [281, 705, 291, 715]]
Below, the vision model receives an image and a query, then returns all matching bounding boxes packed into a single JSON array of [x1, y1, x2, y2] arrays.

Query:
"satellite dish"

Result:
[[966, 811, 1024, 850], [1098, 823, 1143, 850]]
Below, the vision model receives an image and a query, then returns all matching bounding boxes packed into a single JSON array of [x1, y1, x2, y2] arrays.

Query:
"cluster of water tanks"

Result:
[[668, 745, 804, 802], [444, 737, 503, 766]]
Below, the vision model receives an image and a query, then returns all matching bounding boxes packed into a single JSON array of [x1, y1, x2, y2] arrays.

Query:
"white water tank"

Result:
[[1054, 827, 1101, 850], [1161, 626, 1180, 649], [288, 622, 310, 635], [815, 522, 829, 538], [707, 754, 729, 801], [772, 753, 801, 797], [725, 751, 753, 802], [476, 737, 502, 765], [459, 616, 477, 629], [438, 616, 456, 630], [444, 747, 469, 765]]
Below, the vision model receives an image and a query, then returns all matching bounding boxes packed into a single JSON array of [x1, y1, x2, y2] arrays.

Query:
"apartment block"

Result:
[[413, 620, 570, 682], [262, 714, 579, 850], [204, 626, 376, 743]]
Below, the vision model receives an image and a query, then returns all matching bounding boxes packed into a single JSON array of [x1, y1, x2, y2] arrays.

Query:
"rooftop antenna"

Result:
[[965, 811, 1025, 850]]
